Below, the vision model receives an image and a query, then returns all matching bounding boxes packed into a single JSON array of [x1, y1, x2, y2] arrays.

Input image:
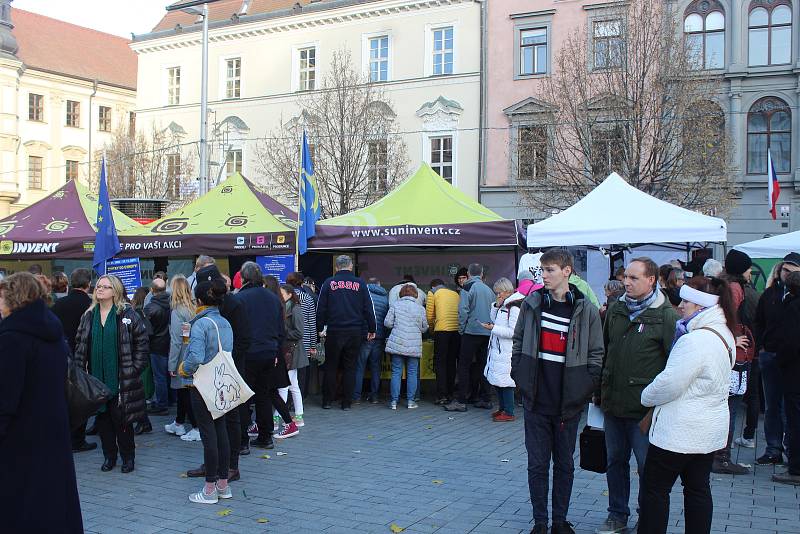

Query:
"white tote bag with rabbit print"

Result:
[[193, 317, 254, 420]]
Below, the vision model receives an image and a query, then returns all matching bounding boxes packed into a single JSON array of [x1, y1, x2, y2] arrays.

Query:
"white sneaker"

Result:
[[293, 415, 305, 427], [189, 487, 218, 504], [180, 428, 202, 442], [389, 401, 397, 410], [164, 421, 187, 436], [735, 436, 755, 449], [216, 484, 232, 499], [407, 401, 419, 409]]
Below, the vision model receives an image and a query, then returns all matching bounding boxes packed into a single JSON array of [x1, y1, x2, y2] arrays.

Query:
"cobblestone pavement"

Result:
[[75, 399, 800, 534]]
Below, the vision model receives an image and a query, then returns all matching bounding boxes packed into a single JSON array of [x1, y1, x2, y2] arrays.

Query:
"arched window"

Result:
[[747, 97, 791, 174], [684, 1, 725, 69], [749, 1, 792, 66]]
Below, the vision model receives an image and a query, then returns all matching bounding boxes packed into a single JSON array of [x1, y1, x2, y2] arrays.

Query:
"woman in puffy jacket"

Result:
[[482, 278, 522, 422], [74, 274, 149, 474], [638, 276, 737, 534], [385, 284, 429, 410]]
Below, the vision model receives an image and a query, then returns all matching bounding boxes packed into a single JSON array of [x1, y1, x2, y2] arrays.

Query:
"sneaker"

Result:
[[712, 458, 750, 475], [188, 487, 218, 504], [273, 416, 281, 432], [493, 412, 516, 422], [247, 422, 259, 437], [530, 524, 548, 534], [180, 428, 202, 442], [596, 517, 627, 534], [772, 472, 800, 486], [407, 401, 419, 409], [293, 414, 305, 427], [369, 395, 380, 404], [389, 401, 397, 410], [552, 521, 576, 534], [734, 437, 755, 449], [757, 453, 784, 465], [443, 400, 467, 412], [353, 397, 362, 405], [164, 421, 187, 436], [216, 484, 233, 499], [250, 437, 274, 449], [275, 421, 299, 439]]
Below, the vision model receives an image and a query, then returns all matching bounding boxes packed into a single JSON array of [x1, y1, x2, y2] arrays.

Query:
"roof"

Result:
[[734, 231, 800, 259], [526, 173, 727, 247], [11, 9, 137, 90]]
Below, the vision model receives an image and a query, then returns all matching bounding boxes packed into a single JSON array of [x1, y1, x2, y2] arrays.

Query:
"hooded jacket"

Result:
[[511, 286, 604, 420], [458, 276, 495, 336], [485, 292, 523, 388], [144, 291, 171, 355]]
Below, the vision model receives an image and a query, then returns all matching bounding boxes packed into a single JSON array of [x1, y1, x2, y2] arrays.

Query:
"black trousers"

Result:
[[433, 331, 460, 399], [456, 333, 491, 403], [245, 358, 293, 441], [190, 388, 230, 483], [175, 388, 196, 427], [785, 391, 800, 476], [639, 444, 714, 534], [225, 405, 241, 469], [742, 361, 761, 439], [71, 422, 87, 448], [323, 332, 362, 408], [96, 398, 135, 462]]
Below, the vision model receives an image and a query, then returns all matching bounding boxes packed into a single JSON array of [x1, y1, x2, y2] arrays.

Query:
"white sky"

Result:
[[13, 0, 169, 38]]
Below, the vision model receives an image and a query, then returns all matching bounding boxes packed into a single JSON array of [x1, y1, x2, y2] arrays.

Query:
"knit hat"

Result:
[[725, 249, 752, 276], [784, 252, 800, 267]]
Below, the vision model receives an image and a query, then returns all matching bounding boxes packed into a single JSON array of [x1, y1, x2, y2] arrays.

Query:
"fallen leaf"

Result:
[[179, 473, 188, 478], [352, 450, 361, 453], [260, 454, 271, 459], [389, 523, 405, 533], [276, 452, 287, 456], [367, 435, 375, 439], [501, 459, 510, 463], [425, 425, 433, 429], [257, 518, 269, 524], [432, 479, 444, 485], [217, 509, 232, 517], [602, 490, 609, 496]]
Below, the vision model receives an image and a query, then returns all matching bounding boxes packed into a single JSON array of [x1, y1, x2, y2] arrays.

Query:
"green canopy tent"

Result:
[[118, 173, 297, 258]]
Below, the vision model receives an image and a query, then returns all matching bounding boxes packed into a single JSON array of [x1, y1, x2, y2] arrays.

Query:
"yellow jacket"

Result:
[[426, 287, 460, 332]]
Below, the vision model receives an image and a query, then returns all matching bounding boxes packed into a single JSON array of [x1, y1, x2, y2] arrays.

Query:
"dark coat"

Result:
[[0, 299, 83, 533], [220, 292, 252, 371], [74, 304, 150, 425], [754, 282, 788, 353], [777, 297, 800, 393], [51, 289, 92, 355], [317, 270, 376, 335], [237, 284, 285, 358], [144, 292, 171, 355]]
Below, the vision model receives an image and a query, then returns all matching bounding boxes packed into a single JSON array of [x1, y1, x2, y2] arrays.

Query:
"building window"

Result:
[[98, 106, 111, 132], [65, 160, 79, 182], [518, 126, 547, 181], [684, 3, 725, 69], [28, 93, 43, 121], [369, 36, 389, 82], [591, 124, 625, 179], [166, 153, 182, 197], [66, 100, 80, 127], [433, 27, 454, 76], [593, 20, 623, 69], [430, 136, 453, 182], [225, 149, 243, 176], [299, 47, 316, 91], [748, 2, 792, 66], [520, 29, 547, 75], [747, 96, 790, 174], [28, 156, 43, 189], [167, 66, 181, 105], [225, 58, 241, 99], [367, 140, 388, 192]]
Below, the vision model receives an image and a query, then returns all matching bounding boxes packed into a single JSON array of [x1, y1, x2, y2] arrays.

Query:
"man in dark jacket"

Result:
[[144, 278, 172, 415], [511, 249, 603, 534], [774, 271, 800, 486], [598, 257, 679, 534], [316, 255, 376, 410], [237, 261, 285, 448], [353, 278, 389, 404], [753, 252, 800, 465], [51, 268, 95, 452]]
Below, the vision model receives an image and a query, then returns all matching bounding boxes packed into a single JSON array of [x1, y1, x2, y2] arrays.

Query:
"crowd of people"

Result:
[[1, 246, 799, 533]]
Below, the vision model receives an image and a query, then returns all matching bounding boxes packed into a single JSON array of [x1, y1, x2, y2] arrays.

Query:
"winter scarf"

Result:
[[671, 308, 704, 349], [621, 284, 661, 321]]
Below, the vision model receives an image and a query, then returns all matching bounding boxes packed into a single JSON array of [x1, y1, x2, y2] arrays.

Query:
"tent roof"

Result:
[[526, 173, 727, 247], [734, 231, 800, 259]]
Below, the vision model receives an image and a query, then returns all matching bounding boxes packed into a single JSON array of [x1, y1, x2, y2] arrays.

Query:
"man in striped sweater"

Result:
[[511, 249, 604, 534]]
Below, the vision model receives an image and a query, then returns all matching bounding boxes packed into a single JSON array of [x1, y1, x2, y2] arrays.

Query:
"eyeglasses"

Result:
[[95, 284, 113, 290]]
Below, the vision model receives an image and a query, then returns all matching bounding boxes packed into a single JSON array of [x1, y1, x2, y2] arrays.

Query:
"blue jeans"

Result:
[[604, 414, 650, 522], [496, 386, 515, 416], [759, 351, 787, 456], [353, 339, 384, 400], [390, 354, 419, 403], [149, 353, 172, 409], [524, 408, 580, 524]]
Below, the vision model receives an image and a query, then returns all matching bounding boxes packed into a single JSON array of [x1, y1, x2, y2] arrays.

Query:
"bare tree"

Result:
[[98, 122, 196, 204], [254, 48, 409, 217], [516, 2, 737, 215]]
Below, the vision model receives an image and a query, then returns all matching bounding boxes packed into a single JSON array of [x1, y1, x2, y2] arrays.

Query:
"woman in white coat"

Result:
[[482, 277, 523, 422], [638, 276, 737, 534]]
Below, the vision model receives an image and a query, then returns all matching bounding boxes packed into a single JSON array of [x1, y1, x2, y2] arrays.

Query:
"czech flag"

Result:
[[768, 149, 781, 220]]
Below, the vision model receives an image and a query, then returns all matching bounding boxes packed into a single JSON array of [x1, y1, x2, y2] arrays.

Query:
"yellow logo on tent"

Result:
[[276, 235, 286, 244], [0, 240, 13, 255]]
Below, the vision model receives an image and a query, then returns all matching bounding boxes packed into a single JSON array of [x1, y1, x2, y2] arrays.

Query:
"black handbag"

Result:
[[65, 359, 111, 429], [579, 425, 608, 473]]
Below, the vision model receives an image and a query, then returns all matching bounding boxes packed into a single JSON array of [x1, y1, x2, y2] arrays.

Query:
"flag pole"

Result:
[[295, 131, 302, 271]]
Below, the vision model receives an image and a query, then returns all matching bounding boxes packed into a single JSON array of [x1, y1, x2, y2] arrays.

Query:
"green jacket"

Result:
[[601, 291, 679, 419], [569, 274, 600, 308]]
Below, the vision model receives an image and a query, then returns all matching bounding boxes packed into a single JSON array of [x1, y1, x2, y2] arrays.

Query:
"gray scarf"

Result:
[[621, 284, 660, 321]]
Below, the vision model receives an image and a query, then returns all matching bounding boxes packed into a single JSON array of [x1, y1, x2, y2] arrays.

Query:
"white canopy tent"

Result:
[[734, 231, 800, 258], [526, 173, 727, 247]]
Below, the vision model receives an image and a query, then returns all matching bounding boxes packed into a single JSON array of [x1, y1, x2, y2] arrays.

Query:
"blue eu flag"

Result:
[[92, 157, 121, 275], [298, 131, 320, 255]]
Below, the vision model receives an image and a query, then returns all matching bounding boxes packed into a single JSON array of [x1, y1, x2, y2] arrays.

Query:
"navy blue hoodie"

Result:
[[317, 270, 376, 335]]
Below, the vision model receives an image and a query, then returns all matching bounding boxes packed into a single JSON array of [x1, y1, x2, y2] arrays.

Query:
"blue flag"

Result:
[[92, 157, 121, 275], [298, 131, 321, 255]]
